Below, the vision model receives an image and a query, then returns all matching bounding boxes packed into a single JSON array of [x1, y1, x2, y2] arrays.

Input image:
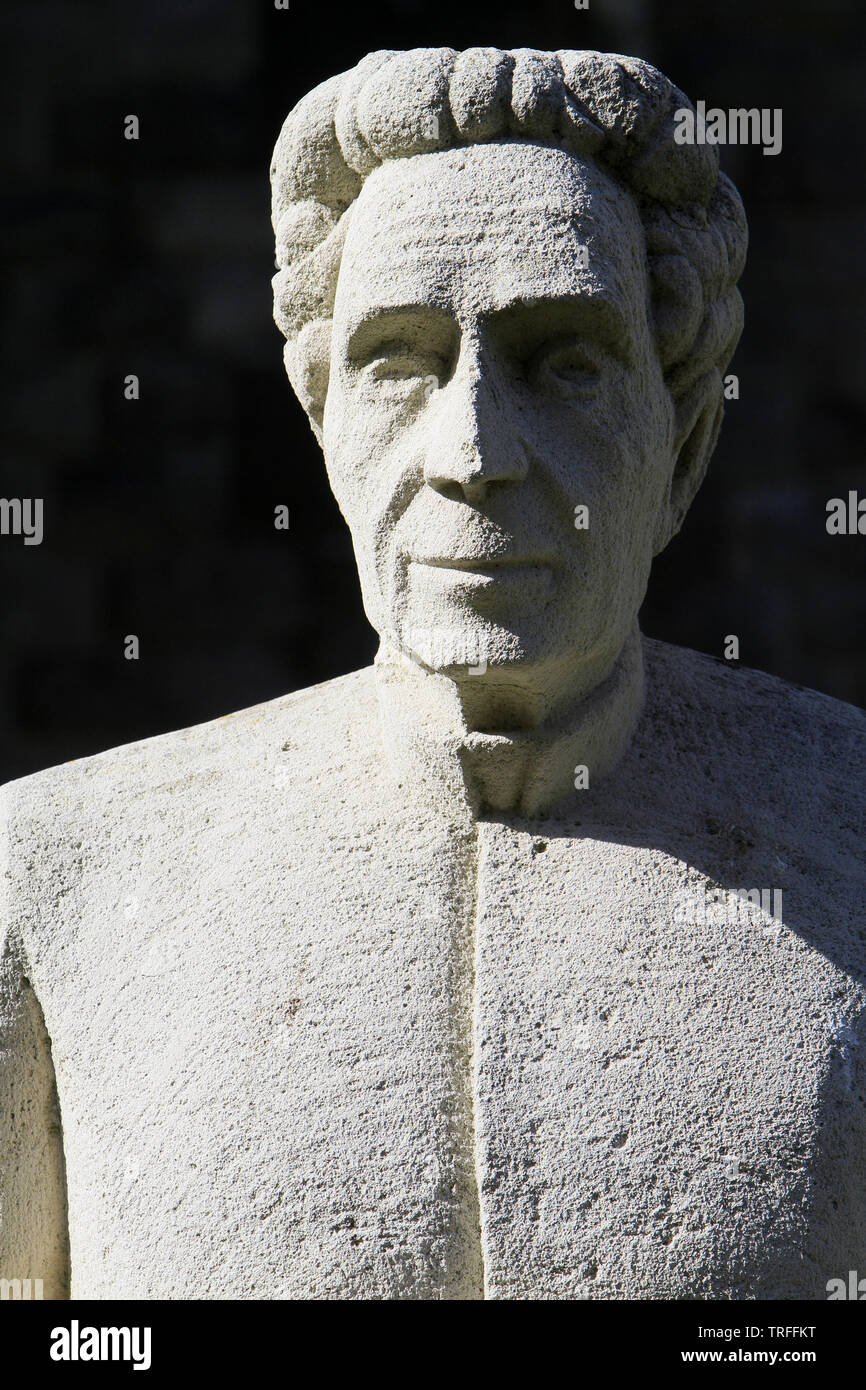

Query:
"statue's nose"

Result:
[[422, 360, 528, 505]]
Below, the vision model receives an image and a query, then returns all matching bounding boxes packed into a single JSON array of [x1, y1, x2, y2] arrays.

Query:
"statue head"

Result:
[[270, 48, 747, 725]]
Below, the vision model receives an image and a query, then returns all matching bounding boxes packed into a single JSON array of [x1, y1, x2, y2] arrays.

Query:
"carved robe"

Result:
[[2, 638, 864, 1299]]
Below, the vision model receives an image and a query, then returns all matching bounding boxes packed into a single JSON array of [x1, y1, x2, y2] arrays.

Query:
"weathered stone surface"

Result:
[[1, 639, 864, 1298], [2, 49, 864, 1299]]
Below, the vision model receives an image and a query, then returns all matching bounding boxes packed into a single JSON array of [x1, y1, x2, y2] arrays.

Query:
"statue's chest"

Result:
[[472, 824, 866, 1298], [44, 819, 866, 1299]]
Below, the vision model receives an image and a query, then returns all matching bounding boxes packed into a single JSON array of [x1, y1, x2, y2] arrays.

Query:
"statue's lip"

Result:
[[411, 555, 551, 572]]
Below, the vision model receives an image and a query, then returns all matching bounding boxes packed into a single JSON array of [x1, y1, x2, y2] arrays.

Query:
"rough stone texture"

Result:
[[1, 639, 864, 1298], [2, 47, 865, 1300]]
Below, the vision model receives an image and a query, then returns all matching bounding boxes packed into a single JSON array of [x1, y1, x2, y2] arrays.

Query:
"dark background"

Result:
[[1, 0, 863, 781]]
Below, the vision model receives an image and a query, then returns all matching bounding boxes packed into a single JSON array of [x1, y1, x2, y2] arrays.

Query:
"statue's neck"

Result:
[[374, 624, 645, 818]]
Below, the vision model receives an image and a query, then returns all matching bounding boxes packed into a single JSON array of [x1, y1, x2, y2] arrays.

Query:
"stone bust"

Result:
[[2, 48, 864, 1301]]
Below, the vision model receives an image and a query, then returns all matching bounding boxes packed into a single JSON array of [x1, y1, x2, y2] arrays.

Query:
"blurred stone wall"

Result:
[[1, 0, 863, 780]]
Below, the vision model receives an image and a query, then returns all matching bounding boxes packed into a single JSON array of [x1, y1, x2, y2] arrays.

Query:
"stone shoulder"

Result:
[[0, 665, 380, 876], [642, 636, 866, 774], [644, 635, 866, 739], [638, 637, 866, 866]]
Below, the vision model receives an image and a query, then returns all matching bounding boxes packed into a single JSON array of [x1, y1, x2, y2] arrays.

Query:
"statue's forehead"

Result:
[[336, 142, 647, 326]]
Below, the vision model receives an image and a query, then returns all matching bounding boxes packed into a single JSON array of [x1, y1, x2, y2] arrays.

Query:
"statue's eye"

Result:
[[364, 345, 438, 385], [530, 340, 601, 398]]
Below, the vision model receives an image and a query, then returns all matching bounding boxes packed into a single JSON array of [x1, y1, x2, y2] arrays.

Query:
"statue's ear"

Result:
[[653, 372, 724, 555], [283, 319, 332, 449]]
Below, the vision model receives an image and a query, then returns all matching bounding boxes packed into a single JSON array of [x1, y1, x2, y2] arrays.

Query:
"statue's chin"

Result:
[[384, 618, 526, 677], [382, 624, 600, 694], [371, 581, 614, 688]]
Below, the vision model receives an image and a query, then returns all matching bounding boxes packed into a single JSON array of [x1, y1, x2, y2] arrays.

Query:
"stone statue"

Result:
[[2, 48, 864, 1301]]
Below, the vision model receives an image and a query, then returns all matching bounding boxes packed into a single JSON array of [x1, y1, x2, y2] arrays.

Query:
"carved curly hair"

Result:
[[270, 46, 747, 490]]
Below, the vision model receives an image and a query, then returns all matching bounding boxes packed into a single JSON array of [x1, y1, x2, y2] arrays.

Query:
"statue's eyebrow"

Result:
[[488, 294, 637, 366], [344, 305, 457, 365], [342, 294, 637, 369]]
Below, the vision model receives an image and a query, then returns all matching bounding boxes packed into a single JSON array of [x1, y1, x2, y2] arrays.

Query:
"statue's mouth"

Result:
[[411, 556, 551, 573], [406, 556, 557, 600]]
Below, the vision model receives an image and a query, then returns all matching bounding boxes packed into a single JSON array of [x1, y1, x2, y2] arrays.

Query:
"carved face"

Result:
[[322, 141, 677, 681]]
